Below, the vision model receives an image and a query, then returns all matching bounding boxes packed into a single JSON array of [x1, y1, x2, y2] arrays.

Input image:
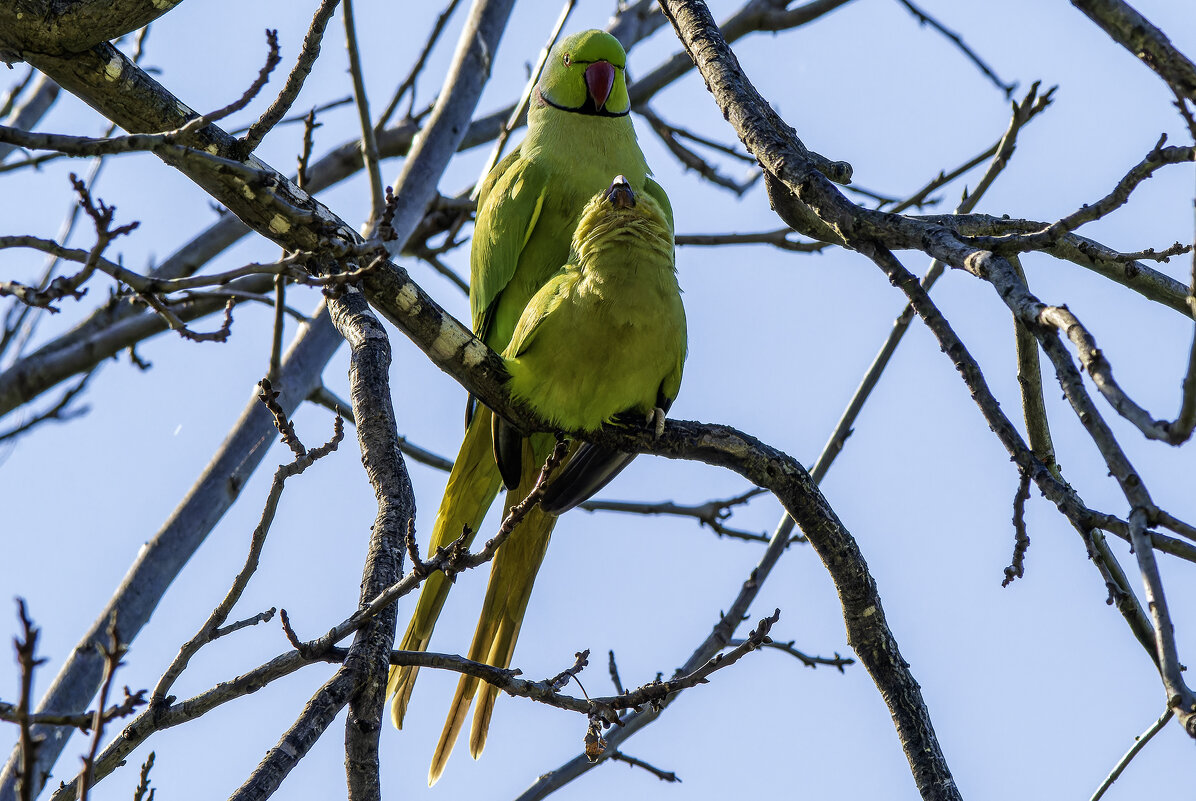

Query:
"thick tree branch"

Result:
[[0, 0, 178, 61], [1072, 0, 1196, 102], [0, 309, 344, 801], [0, 73, 59, 164], [330, 284, 411, 801], [0, 0, 514, 796], [649, 0, 1196, 790]]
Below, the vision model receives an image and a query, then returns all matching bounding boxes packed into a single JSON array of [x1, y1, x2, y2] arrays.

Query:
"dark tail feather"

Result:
[[539, 444, 636, 515], [491, 413, 524, 491]]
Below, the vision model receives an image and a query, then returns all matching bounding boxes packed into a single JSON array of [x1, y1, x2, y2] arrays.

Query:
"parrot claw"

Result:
[[649, 407, 666, 438]]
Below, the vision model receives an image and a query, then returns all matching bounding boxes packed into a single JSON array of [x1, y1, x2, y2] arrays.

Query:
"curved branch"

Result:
[[0, 0, 181, 60], [0, 0, 514, 794], [1072, 0, 1196, 102]]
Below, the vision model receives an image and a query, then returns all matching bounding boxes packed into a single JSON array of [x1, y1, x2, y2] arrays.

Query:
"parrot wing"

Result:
[[643, 175, 675, 234], [470, 152, 551, 345]]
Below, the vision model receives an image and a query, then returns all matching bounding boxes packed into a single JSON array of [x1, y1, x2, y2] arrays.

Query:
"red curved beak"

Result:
[[584, 61, 616, 110]]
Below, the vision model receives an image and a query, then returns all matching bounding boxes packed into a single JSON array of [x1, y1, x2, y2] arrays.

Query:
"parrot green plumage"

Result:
[[503, 178, 683, 427], [383, 30, 678, 785], [435, 175, 685, 781], [496, 176, 686, 514]]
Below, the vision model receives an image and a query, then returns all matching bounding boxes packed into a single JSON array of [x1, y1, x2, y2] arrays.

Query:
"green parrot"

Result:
[[494, 175, 686, 515], [431, 175, 685, 780], [384, 29, 676, 784]]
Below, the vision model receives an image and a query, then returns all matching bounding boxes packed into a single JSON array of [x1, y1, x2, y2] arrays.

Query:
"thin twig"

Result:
[[376, 0, 463, 128], [1039, 304, 1195, 444], [0, 369, 93, 444], [1002, 472, 1032, 587], [296, 110, 318, 191], [14, 600, 45, 801], [1089, 707, 1175, 801], [895, 0, 1016, 97], [580, 488, 770, 542], [1155, 509, 1196, 544], [230, 97, 350, 136], [146, 421, 340, 702], [726, 637, 854, 671], [75, 617, 126, 801], [342, 0, 385, 223], [181, 30, 281, 132], [0, 106, 114, 365], [472, 0, 575, 198], [1009, 255, 1059, 478], [131, 752, 154, 801], [607, 651, 625, 696], [268, 269, 286, 382], [212, 609, 278, 640], [967, 138, 1196, 252], [640, 104, 760, 195], [240, 0, 342, 155], [1126, 508, 1196, 734], [0, 235, 379, 297], [0, 67, 35, 120], [675, 228, 826, 252], [608, 751, 681, 783], [258, 377, 307, 458]]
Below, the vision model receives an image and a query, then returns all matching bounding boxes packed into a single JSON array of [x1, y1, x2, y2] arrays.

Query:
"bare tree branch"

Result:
[[241, 0, 342, 155], [0, 73, 59, 164], [1126, 508, 1196, 735], [894, 0, 1016, 97], [1072, 0, 1196, 103], [0, 0, 516, 795], [0, 308, 344, 801], [375, 0, 462, 128], [1089, 707, 1174, 801], [341, 0, 384, 222], [0, 0, 172, 62]]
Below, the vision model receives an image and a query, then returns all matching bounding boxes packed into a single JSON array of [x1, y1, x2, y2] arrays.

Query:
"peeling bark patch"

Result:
[[103, 55, 123, 81], [394, 282, 421, 315], [268, 214, 291, 235], [462, 338, 489, 368], [429, 317, 473, 361]]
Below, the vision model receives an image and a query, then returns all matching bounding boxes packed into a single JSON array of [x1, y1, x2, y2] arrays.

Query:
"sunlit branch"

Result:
[[240, 0, 342, 155]]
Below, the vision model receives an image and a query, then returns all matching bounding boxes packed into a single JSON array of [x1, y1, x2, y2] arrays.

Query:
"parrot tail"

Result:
[[428, 435, 557, 785], [540, 443, 637, 515], [388, 406, 504, 729]]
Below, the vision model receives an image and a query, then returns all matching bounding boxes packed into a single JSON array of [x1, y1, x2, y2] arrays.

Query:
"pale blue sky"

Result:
[[2, 1, 1194, 799]]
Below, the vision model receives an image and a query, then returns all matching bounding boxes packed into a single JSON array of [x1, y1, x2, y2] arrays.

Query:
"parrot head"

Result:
[[603, 175, 637, 209], [537, 30, 630, 116], [571, 175, 671, 265]]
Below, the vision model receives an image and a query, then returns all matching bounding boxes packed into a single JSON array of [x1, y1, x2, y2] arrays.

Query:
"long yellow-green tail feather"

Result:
[[428, 436, 557, 785], [470, 503, 550, 759], [388, 407, 504, 729]]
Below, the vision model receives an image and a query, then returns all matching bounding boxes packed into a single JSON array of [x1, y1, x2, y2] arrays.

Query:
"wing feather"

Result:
[[471, 153, 552, 345]]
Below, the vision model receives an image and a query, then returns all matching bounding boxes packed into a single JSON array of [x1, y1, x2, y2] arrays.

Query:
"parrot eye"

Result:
[[562, 52, 571, 67]]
